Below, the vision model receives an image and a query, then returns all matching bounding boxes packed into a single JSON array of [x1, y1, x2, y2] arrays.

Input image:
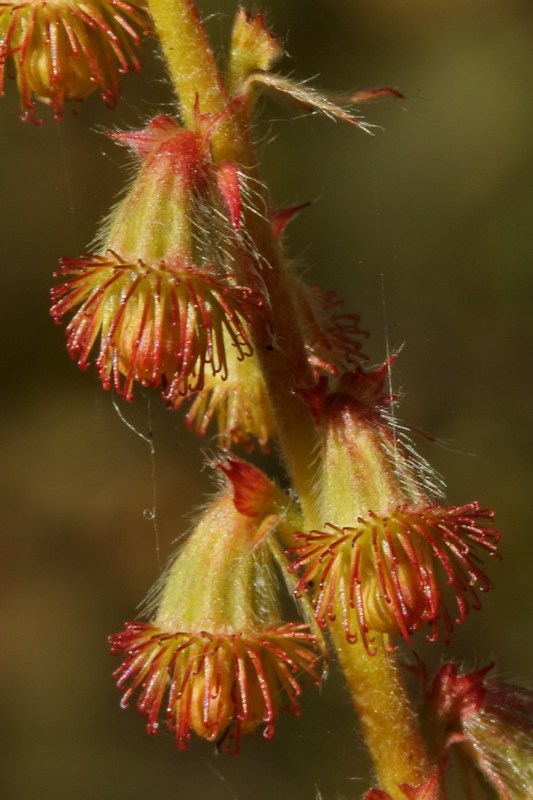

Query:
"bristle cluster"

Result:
[[303, 285, 368, 375], [0, 0, 149, 121], [173, 341, 277, 449], [51, 251, 255, 401], [290, 503, 500, 649], [109, 620, 321, 752], [176, 281, 367, 449]]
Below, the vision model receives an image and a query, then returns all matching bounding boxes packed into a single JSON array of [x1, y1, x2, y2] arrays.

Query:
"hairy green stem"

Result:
[[331, 621, 434, 798]]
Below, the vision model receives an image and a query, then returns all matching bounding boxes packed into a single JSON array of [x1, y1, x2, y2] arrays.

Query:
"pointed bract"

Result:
[[270, 202, 313, 241], [215, 161, 243, 231], [227, 8, 283, 98], [216, 454, 280, 518], [109, 114, 206, 166]]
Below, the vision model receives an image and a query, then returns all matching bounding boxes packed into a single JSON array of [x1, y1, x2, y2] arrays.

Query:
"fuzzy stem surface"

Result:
[[331, 619, 436, 798]]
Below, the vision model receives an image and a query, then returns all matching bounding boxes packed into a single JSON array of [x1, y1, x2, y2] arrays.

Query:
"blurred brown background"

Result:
[[1, 1, 532, 798]]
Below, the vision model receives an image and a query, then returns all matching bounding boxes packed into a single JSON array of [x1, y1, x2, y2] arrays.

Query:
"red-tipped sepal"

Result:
[[216, 454, 280, 518]]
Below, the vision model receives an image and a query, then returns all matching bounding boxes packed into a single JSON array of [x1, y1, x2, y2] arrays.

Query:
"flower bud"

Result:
[[290, 366, 500, 648], [51, 115, 258, 400], [104, 115, 220, 264], [0, 0, 149, 121], [109, 460, 322, 751], [426, 662, 533, 799], [226, 8, 283, 100]]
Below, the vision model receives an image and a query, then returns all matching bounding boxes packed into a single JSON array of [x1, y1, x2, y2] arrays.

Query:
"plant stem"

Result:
[[331, 620, 433, 798], [146, 0, 437, 793], [146, 0, 238, 151]]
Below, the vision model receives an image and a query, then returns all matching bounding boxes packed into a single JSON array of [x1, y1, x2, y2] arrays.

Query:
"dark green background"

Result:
[[2, 1, 532, 798]]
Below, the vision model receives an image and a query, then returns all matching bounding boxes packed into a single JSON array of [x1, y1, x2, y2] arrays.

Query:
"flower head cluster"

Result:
[[109, 621, 320, 753], [290, 503, 499, 650], [51, 252, 254, 400], [52, 115, 259, 401], [289, 365, 500, 648], [49, 8, 399, 447], [109, 457, 322, 751], [52, 110, 368, 449], [0, 0, 149, 121], [425, 662, 533, 799]]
